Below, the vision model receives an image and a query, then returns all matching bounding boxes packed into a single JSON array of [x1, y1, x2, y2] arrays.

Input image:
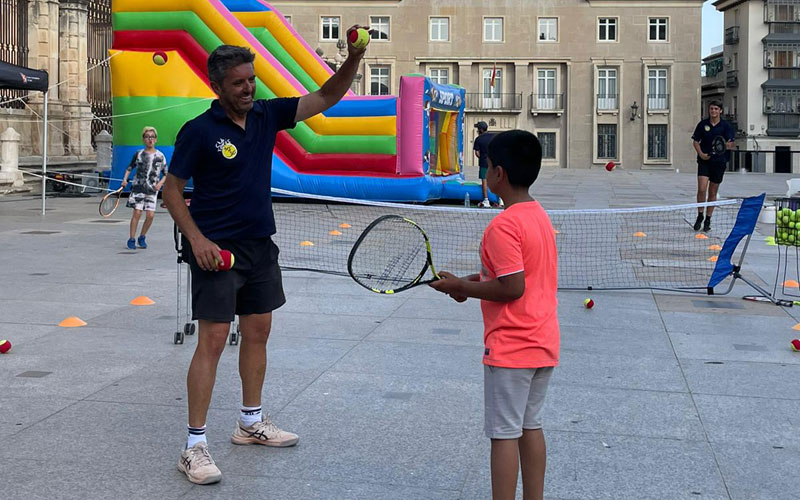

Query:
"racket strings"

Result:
[[350, 218, 430, 291]]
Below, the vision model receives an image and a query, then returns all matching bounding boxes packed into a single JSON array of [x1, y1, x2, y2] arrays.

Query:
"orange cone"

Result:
[[634, 232, 647, 237], [708, 255, 719, 262], [59, 316, 87, 327], [329, 230, 342, 236], [695, 234, 709, 240], [784, 280, 800, 288], [339, 223, 351, 229], [708, 244, 722, 251], [300, 241, 314, 247], [792, 323, 800, 331], [130, 296, 155, 306]]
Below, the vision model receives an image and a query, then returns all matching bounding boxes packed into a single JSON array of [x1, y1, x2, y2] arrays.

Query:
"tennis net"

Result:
[[271, 188, 746, 292]]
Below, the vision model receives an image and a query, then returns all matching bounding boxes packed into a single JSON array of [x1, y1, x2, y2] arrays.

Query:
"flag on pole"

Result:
[[490, 62, 497, 88]]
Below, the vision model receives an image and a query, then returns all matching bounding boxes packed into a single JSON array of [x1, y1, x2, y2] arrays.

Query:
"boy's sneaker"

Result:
[[478, 199, 491, 208], [693, 214, 704, 231], [231, 414, 299, 447], [126, 238, 136, 250], [137, 235, 147, 249], [703, 218, 711, 232], [177, 442, 222, 485]]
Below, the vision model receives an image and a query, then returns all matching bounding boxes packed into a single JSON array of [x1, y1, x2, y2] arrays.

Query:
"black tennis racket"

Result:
[[99, 187, 124, 217], [348, 215, 440, 294], [710, 135, 727, 157]]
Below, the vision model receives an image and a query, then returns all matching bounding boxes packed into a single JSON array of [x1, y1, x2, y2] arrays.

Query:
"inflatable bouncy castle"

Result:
[[110, 0, 484, 202]]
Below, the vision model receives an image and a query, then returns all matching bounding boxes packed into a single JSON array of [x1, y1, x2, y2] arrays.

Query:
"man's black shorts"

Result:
[[697, 161, 726, 184], [183, 237, 285, 322]]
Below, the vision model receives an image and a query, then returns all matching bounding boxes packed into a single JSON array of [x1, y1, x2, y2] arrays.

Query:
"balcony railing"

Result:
[[465, 92, 523, 111], [767, 68, 800, 80], [767, 113, 800, 136], [529, 93, 564, 113], [596, 93, 619, 111], [725, 26, 740, 45], [726, 70, 739, 88], [765, 1, 800, 23], [646, 94, 670, 111]]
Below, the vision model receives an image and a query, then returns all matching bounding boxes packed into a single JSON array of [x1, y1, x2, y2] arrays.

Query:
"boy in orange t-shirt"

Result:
[[430, 130, 559, 500]]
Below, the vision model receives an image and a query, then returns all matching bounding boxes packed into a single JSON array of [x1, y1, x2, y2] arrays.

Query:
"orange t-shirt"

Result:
[[480, 201, 560, 368]]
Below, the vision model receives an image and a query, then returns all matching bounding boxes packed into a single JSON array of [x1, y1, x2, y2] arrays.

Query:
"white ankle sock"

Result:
[[187, 425, 207, 448], [240, 405, 262, 427]]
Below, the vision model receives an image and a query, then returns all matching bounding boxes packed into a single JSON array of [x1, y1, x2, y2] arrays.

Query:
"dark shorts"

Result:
[[184, 237, 285, 322], [697, 161, 726, 184], [479, 165, 488, 180]]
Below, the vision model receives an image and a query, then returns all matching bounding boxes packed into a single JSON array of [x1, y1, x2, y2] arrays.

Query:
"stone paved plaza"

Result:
[[1, 170, 799, 500]]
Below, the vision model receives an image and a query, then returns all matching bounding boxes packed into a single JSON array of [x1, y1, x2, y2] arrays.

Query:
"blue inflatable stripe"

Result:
[[220, 0, 271, 12], [707, 193, 766, 289], [322, 98, 397, 118]]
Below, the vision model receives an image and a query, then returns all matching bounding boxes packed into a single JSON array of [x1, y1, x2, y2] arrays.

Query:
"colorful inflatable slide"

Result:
[[110, 0, 484, 202]]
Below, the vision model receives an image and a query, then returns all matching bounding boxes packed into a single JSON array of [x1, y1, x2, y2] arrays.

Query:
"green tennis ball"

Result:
[[784, 216, 790, 224], [348, 28, 370, 49], [783, 231, 789, 239], [790, 235, 796, 243], [790, 222, 796, 229], [792, 212, 797, 222], [152, 51, 168, 65]]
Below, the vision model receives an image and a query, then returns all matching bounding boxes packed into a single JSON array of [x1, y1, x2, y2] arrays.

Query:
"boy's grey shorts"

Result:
[[484, 365, 554, 439]]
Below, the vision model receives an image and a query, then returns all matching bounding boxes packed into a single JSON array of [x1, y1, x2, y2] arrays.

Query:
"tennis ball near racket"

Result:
[[0, 339, 11, 354], [152, 51, 168, 66], [583, 298, 594, 309], [348, 28, 370, 49], [216, 250, 235, 271]]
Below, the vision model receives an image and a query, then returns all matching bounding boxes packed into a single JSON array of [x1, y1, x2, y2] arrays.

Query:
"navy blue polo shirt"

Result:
[[691, 118, 735, 165], [170, 98, 299, 240]]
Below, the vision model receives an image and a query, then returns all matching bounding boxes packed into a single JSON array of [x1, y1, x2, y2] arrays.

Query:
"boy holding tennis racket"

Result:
[[121, 126, 167, 249], [430, 130, 559, 500], [691, 100, 736, 232]]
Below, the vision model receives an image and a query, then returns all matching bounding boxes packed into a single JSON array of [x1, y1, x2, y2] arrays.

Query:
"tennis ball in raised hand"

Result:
[[583, 298, 594, 309], [216, 250, 235, 271], [152, 51, 168, 66], [348, 28, 370, 49], [0, 339, 11, 354]]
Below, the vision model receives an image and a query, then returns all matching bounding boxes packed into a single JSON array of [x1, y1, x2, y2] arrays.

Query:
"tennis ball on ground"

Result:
[[605, 161, 615, 172], [348, 28, 370, 49], [583, 298, 594, 309], [791, 338, 800, 352], [0, 339, 11, 354], [216, 250, 235, 271], [152, 51, 168, 66]]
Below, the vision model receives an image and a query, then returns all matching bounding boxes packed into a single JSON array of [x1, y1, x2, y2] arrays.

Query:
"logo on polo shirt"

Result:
[[216, 138, 238, 160], [704, 125, 711, 132]]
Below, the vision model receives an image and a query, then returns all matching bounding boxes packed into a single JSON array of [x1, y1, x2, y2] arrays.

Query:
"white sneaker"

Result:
[[231, 414, 299, 447], [498, 198, 505, 208], [178, 442, 222, 485], [478, 199, 491, 208]]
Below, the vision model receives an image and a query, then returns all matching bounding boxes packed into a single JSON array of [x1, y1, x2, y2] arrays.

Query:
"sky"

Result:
[[702, 0, 723, 57]]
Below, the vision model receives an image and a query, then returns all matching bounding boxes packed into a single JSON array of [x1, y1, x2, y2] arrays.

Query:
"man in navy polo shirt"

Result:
[[691, 100, 736, 232], [164, 29, 369, 485]]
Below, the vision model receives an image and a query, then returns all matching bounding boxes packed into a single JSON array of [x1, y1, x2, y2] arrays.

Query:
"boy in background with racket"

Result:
[[121, 126, 167, 249], [691, 100, 735, 232], [429, 130, 559, 500]]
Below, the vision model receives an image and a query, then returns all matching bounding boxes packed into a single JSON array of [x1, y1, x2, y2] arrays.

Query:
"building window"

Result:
[[482, 67, 503, 108], [430, 17, 449, 42], [539, 132, 556, 159], [598, 124, 617, 159], [649, 18, 668, 41], [597, 68, 618, 110], [284, 15, 291, 25], [537, 69, 557, 109], [598, 18, 617, 41], [647, 125, 668, 160], [647, 68, 669, 110], [430, 68, 449, 85], [484, 17, 503, 42], [538, 18, 558, 42], [321, 16, 340, 41], [370, 66, 391, 95], [370, 16, 389, 40]]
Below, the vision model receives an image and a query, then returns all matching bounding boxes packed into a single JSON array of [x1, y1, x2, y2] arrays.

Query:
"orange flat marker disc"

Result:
[[130, 296, 155, 306], [695, 234, 709, 240], [59, 316, 87, 328], [300, 241, 314, 247], [329, 230, 342, 236], [784, 279, 800, 288], [707, 255, 719, 262], [793, 323, 800, 331], [339, 223, 352, 229], [634, 232, 647, 237], [707, 244, 722, 251]]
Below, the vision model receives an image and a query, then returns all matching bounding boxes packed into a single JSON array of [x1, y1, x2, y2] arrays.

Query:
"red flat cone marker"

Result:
[[59, 316, 87, 327], [130, 296, 155, 306]]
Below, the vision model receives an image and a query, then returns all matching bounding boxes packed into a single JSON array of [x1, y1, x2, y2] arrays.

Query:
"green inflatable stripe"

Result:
[[248, 28, 320, 93], [113, 11, 396, 154], [112, 96, 212, 146]]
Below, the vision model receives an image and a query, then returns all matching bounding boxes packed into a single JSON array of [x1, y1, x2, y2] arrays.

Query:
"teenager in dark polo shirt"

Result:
[[691, 100, 736, 232], [163, 29, 368, 484]]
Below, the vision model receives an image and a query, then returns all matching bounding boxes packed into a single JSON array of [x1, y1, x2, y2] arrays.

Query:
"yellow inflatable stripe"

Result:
[[110, 50, 215, 99], [113, 0, 395, 136], [233, 11, 331, 87]]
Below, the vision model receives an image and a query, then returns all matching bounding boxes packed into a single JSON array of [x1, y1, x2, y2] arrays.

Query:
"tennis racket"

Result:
[[710, 135, 727, 157], [348, 215, 440, 294], [743, 295, 797, 307], [98, 187, 123, 217]]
